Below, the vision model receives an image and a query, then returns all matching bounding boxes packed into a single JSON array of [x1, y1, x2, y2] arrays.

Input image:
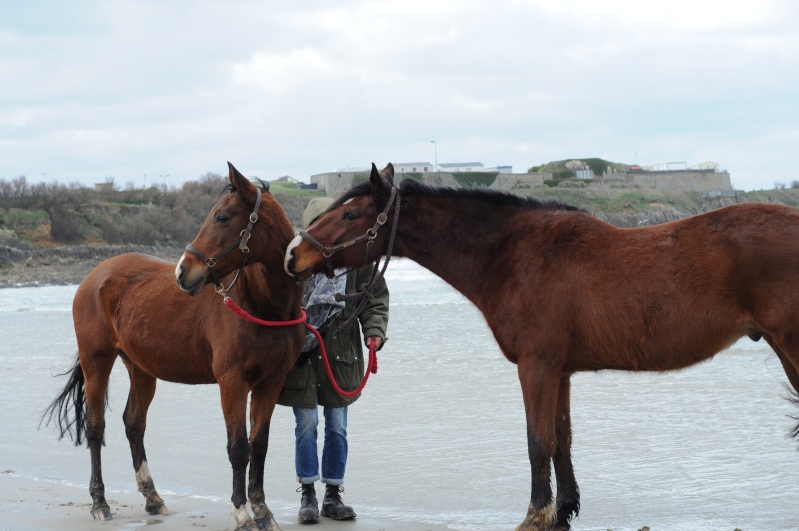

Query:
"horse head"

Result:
[[285, 163, 397, 281], [176, 162, 269, 296]]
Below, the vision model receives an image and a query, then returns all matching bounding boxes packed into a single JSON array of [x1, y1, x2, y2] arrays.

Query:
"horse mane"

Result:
[[330, 178, 583, 213]]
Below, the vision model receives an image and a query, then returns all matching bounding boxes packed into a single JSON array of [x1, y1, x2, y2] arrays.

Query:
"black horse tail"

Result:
[[785, 384, 799, 443], [40, 354, 105, 447]]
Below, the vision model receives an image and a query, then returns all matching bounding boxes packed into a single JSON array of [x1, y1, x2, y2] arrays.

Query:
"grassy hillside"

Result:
[[529, 157, 628, 180]]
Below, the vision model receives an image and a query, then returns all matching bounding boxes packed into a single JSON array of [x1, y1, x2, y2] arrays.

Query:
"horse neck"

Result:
[[238, 262, 301, 318], [237, 213, 302, 318], [393, 195, 516, 306]]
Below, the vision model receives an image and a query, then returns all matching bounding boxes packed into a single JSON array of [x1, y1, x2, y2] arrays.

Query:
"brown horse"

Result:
[[285, 163, 799, 531], [42, 163, 304, 531]]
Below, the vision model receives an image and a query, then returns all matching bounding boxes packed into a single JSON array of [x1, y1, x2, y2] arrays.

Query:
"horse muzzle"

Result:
[[175, 253, 209, 296], [284, 234, 315, 281]]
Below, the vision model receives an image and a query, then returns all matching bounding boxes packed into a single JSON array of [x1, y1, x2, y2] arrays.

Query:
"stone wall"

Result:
[[491, 173, 546, 190], [312, 171, 545, 197], [312, 169, 733, 197], [592, 170, 733, 194]]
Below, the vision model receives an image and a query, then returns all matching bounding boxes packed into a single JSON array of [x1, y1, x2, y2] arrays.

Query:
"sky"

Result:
[[1, 1, 797, 191]]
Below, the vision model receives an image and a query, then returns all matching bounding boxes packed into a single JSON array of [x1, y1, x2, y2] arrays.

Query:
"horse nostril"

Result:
[[175, 264, 185, 286]]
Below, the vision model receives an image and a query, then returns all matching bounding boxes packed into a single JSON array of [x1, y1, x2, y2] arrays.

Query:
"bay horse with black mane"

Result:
[[285, 163, 799, 530], [42, 163, 304, 531]]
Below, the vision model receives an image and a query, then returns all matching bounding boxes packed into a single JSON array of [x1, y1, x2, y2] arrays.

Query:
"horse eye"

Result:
[[343, 211, 358, 221], [215, 213, 231, 224]]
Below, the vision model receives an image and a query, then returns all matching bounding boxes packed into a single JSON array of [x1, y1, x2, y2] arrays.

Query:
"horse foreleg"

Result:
[[247, 383, 281, 531], [552, 375, 579, 530], [220, 377, 258, 530], [122, 361, 168, 516], [516, 360, 560, 531]]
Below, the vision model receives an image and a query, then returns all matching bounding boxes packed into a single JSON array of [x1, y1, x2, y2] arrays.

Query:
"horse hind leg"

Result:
[[552, 375, 579, 530], [122, 359, 169, 516], [80, 351, 117, 520], [763, 334, 799, 440], [41, 354, 111, 520]]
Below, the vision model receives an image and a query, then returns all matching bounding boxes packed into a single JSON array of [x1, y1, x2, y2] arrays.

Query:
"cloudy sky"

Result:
[[1, 1, 797, 191]]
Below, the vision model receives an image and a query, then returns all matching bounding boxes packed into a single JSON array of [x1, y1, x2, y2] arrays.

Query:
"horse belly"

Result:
[[571, 323, 746, 373]]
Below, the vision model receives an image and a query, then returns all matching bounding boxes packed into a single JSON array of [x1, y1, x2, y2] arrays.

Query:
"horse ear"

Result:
[[369, 163, 384, 193], [369, 163, 393, 193], [227, 162, 258, 202], [380, 163, 395, 184]]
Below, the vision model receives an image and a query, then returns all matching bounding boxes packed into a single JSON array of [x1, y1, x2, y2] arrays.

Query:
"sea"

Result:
[[2, 258, 799, 531]]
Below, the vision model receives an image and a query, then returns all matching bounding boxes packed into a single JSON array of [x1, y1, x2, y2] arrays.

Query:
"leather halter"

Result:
[[298, 184, 399, 279], [185, 187, 262, 295]]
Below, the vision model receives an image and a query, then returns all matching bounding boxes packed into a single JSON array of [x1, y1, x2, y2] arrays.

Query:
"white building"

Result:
[[395, 162, 434, 173], [486, 165, 513, 173], [690, 161, 720, 172], [648, 162, 688, 171], [437, 162, 485, 172]]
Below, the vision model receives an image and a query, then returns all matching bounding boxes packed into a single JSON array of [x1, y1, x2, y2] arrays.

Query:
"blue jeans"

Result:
[[293, 405, 348, 485]]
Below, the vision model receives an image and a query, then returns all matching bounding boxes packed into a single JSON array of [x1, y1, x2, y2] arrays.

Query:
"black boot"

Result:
[[297, 483, 319, 523], [321, 484, 356, 520]]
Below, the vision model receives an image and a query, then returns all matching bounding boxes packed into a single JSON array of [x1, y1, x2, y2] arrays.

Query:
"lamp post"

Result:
[[430, 140, 437, 170], [159, 174, 170, 190]]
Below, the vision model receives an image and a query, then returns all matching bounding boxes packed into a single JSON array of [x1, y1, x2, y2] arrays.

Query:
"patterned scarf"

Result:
[[301, 269, 347, 352]]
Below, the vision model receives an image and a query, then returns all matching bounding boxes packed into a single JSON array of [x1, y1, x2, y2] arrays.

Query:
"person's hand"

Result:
[[365, 336, 383, 351]]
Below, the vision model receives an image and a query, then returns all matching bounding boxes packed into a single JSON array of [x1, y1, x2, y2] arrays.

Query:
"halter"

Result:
[[298, 184, 399, 279], [185, 187, 262, 296]]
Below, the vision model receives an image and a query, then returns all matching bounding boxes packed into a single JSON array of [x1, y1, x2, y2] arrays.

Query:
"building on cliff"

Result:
[[310, 160, 733, 198]]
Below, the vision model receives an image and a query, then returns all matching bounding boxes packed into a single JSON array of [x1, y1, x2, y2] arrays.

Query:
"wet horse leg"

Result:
[[219, 375, 257, 530], [764, 335, 799, 392], [516, 358, 561, 531], [81, 351, 116, 520], [122, 360, 168, 515], [553, 375, 579, 530], [764, 334, 799, 439], [247, 382, 282, 531]]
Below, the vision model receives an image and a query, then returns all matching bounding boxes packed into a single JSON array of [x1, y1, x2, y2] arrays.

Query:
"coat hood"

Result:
[[301, 197, 336, 230]]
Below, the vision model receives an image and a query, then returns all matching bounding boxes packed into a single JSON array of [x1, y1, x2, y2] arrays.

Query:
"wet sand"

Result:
[[1, 474, 451, 531]]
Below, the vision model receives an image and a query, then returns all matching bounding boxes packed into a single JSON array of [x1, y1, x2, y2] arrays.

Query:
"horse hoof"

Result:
[[146, 501, 170, 515], [254, 515, 281, 531], [515, 502, 557, 531], [91, 504, 112, 521]]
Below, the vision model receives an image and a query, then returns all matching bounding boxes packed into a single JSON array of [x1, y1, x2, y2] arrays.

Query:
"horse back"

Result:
[[73, 252, 219, 383]]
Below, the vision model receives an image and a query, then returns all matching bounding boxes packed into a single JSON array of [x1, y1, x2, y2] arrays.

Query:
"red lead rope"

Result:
[[224, 297, 378, 397]]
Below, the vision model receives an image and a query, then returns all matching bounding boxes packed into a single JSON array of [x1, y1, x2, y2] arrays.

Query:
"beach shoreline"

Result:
[[1, 473, 452, 531]]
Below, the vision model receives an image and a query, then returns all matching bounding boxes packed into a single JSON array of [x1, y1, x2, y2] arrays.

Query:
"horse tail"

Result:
[[784, 384, 799, 442], [40, 354, 105, 447]]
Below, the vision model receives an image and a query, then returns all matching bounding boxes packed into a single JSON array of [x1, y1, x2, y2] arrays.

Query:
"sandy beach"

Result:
[[1, 474, 450, 531]]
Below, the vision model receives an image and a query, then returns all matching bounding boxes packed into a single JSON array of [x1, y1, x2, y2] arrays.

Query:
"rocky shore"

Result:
[[0, 242, 186, 288]]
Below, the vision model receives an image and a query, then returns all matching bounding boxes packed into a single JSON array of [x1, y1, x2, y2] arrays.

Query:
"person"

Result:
[[278, 197, 389, 523]]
